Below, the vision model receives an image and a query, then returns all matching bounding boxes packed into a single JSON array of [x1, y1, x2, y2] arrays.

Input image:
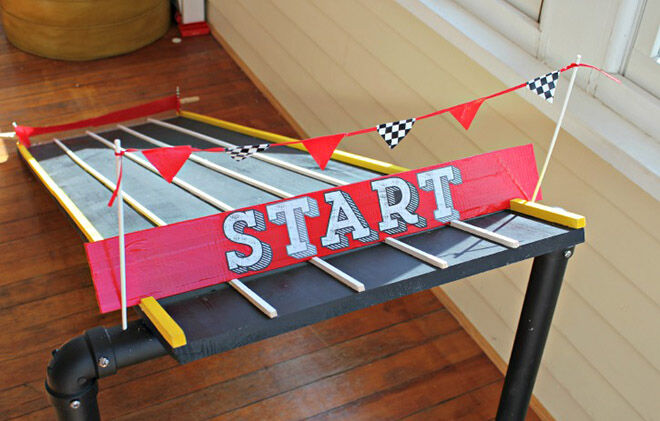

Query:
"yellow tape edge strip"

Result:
[[139, 296, 187, 348], [17, 143, 104, 242], [179, 110, 409, 175], [510, 199, 586, 229]]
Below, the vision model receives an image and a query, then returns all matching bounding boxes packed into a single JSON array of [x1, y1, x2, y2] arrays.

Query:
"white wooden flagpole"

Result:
[[114, 139, 128, 330], [532, 54, 581, 202]]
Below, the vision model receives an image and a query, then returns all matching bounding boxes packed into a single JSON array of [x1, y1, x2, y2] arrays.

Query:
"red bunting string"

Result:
[[14, 62, 619, 203], [560, 63, 621, 82]]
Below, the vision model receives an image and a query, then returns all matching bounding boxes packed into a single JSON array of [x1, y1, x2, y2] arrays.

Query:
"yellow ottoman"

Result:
[[0, 0, 170, 61]]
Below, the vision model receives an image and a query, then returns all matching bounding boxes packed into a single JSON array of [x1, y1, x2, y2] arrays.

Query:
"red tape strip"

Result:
[[14, 95, 180, 147]]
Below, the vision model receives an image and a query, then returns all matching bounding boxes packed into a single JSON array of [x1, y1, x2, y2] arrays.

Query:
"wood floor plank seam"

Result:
[[99, 307, 452, 400], [0, 201, 65, 225], [5, 295, 436, 414], [107, 311, 459, 419], [199, 328, 468, 421], [306, 354, 499, 420], [0, 264, 92, 310], [0, 307, 122, 364], [400, 378, 504, 421]]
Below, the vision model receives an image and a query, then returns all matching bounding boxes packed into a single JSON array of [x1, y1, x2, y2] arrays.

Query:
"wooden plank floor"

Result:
[[0, 21, 540, 421]]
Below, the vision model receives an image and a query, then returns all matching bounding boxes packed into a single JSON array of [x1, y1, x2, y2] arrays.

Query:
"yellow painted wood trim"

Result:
[[139, 296, 186, 348], [179, 110, 409, 175], [510, 199, 586, 229], [17, 143, 103, 242]]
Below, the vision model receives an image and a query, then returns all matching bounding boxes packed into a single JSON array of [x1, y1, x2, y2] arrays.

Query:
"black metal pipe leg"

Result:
[[496, 247, 574, 421], [46, 320, 168, 421]]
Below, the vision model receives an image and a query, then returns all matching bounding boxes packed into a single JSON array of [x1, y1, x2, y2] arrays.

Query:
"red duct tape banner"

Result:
[[86, 144, 540, 313], [14, 95, 180, 147]]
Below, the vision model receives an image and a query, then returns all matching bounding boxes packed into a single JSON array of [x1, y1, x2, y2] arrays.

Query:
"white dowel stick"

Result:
[[309, 257, 365, 292], [229, 279, 278, 318], [449, 220, 520, 249], [114, 139, 128, 331], [532, 54, 581, 202], [384, 237, 449, 269], [6, 122, 18, 138], [180, 96, 200, 105]]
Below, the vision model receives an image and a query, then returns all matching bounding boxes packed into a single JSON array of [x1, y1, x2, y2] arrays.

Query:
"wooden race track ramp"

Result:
[[0, 25, 540, 420]]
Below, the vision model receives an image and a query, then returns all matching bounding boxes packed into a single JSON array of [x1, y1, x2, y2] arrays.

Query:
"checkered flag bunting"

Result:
[[377, 118, 416, 149], [527, 71, 560, 103], [226, 144, 270, 161]]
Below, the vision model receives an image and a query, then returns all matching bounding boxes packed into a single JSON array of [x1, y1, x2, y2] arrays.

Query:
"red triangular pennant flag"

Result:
[[449, 98, 485, 130], [302, 133, 347, 170], [142, 145, 192, 182]]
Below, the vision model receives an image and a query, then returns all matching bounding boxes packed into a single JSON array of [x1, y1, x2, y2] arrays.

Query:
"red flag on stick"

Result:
[[302, 133, 347, 170], [449, 98, 485, 130], [142, 145, 192, 182]]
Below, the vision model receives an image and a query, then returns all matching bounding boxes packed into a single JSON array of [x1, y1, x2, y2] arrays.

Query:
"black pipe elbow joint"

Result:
[[45, 327, 117, 420], [45, 321, 167, 420]]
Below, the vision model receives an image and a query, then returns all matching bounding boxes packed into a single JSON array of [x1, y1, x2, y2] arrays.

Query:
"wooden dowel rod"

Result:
[[449, 220, 520, 248], [229, 279, 278, 318], [308, 257, 365, 292], [180, 96, 200, 105], [384, 237, 449, 269]]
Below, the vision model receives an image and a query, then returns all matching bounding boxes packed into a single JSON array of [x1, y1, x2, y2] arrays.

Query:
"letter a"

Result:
[[321, 190, 378, 250]]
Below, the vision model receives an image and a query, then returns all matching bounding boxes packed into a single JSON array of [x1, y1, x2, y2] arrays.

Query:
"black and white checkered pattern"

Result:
[[527, 71, 559, 103], [226, 144, 270, 161], [377, 118, 416, 149]]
